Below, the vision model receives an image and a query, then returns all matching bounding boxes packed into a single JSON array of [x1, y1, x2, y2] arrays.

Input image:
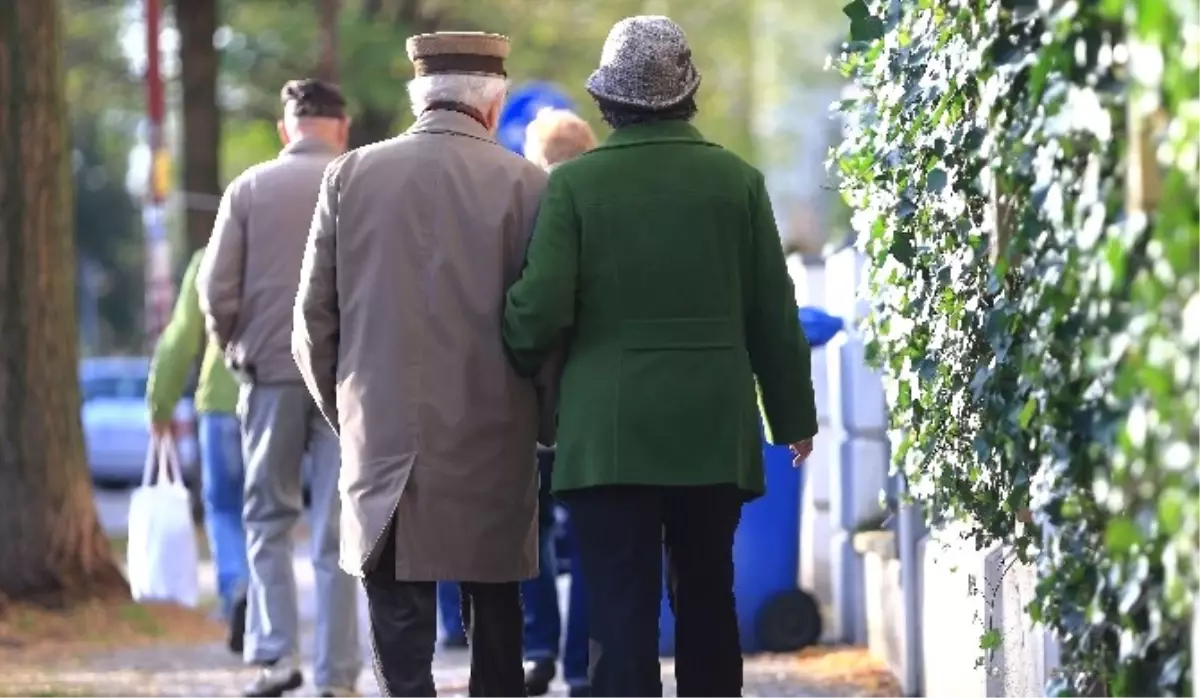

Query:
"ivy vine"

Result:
[[832, 0, 1198, 694]]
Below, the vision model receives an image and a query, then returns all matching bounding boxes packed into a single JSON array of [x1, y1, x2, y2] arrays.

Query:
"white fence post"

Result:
[[823, 247, 890, 645], [791, 255, 838, 640]]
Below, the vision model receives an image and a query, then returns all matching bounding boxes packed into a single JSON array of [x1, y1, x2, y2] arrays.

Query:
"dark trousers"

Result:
[[362, 524, 526, 697], [523, 450, 590, 687], [561, 485, 744, 698]]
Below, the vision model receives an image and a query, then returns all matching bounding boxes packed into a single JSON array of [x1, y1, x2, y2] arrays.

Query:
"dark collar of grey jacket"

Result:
[[280, 137, 338, 157], [407, 108, 496, 144]]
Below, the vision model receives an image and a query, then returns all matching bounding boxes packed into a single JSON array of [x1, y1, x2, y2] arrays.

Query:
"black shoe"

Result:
[[243, 665, 304, 697], [227, 595, 248, 655], [568, 686, 592, 698], [524, 659, 557, 697]]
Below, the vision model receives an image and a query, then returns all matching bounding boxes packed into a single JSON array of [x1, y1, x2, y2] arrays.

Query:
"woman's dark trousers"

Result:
[[561, 484, 744, 697]]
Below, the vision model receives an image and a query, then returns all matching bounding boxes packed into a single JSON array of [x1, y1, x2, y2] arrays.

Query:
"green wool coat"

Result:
[[503, 120, 818, 497]]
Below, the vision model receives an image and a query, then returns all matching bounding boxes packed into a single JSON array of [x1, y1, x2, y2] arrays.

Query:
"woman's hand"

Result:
[[789, 438, 814, 466]]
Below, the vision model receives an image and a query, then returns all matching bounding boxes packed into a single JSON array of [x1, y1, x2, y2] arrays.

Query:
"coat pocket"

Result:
[[614, 319, 754, 476], [619, 317, 739, 350]]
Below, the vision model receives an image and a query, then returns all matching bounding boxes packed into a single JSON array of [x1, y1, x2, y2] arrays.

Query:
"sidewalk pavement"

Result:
[[3, 547, 888, 696], [80, 490, 890, 696]]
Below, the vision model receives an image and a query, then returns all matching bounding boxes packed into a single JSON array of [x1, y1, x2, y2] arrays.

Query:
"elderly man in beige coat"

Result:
[[292, 32, 547, 698]]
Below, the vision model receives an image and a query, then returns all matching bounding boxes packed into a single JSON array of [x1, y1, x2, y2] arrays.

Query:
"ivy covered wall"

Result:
[[832, 0, 1198, 694]]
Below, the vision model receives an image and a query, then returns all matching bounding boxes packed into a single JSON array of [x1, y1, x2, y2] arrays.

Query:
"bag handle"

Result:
[[140, 433, 186, 488]]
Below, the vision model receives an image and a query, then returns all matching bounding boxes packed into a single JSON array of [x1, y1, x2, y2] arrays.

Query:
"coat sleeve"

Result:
[[745, 172, 819, 445], [197, 177, 250, 351], [502, 172, 579, 377], [293, 162, 341, 431], [147, 251, 205, 424]]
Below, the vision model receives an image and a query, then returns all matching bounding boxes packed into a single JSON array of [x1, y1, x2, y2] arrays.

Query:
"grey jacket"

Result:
[[197, 138, 338, 384]]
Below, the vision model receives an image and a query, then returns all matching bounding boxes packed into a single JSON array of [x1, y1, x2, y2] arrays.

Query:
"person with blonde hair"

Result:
[[518, 107, 596, 698], [523, 108, 599, 171]]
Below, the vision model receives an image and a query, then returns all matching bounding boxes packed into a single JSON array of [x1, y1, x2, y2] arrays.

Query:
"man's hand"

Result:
[[150, 420, 174, 439], [789, 438, 814, 466]]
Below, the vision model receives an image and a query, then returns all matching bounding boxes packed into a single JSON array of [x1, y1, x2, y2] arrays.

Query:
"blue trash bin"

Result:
[[657, 437, 803, 655], [657, 306, 840, 656]]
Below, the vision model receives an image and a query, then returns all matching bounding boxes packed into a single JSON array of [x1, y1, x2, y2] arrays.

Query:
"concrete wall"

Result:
[[857, 531, 908, 684], [824, 247, 890, 645], [791, 256, 837, 641], [919, 526, 1059, 697]]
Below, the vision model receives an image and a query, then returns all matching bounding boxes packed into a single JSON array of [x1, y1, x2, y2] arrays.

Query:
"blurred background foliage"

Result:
[[64, 0, 851, 355]]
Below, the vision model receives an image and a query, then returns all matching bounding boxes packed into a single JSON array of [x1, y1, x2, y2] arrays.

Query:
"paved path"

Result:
[[5, 633, 886, 697], [70, 488, 886, 696]]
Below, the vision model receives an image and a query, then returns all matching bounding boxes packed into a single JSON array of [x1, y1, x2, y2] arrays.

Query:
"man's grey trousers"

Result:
[[240, 382, 361, 692]]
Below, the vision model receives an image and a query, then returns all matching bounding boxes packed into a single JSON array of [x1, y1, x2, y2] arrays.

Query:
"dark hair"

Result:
[[595, 94, 699, 130], [280, 79, 347, 119]]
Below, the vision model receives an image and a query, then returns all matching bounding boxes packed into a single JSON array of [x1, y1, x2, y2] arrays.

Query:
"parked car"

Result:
[[80, 356, 199, 487]]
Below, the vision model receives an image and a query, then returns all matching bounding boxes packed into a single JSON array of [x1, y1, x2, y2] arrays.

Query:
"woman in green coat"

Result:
[[502, 15, 818, 698]]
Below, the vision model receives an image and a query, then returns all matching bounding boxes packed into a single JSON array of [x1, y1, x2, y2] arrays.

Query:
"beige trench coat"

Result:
[[293, 110, 549, 582]]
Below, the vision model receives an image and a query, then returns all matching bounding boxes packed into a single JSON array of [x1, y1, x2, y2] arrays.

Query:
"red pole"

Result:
[[145, 0, 164, 163], [143, 0, 173, 350]]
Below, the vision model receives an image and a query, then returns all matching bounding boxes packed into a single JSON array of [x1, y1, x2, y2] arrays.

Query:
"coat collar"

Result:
[[601, 120, 708, 149], [281, 137, 337, 157], [408, 108, 496, 143]]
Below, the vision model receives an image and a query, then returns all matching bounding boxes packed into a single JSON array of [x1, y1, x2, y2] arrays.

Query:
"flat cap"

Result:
[[406, 32, 510, 77]]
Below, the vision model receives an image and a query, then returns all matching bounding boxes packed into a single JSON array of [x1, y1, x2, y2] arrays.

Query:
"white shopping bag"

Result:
[[126, 434, 199, 607]]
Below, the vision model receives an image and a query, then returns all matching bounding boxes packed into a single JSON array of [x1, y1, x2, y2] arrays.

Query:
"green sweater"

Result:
[[147, 249, 239, 421], [503, 120, 818, 497]]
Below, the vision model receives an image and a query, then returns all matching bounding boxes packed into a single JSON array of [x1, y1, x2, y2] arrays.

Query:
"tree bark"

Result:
[[0, 0, 128, 605], [176, 0, 221, 253], [317, 0, 340, 82]]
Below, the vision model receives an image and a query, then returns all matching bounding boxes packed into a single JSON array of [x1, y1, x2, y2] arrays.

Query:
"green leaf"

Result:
[[980, 628, 1002, 651], [926, 168, 948, 193], [889, 234, 915, 265], [849, 17, 886, 42], [842, 0, 872, 22], [1156, 488, 1186, 535], [1018, 396, 1037, 428], [1104, 517, 1141, 554]]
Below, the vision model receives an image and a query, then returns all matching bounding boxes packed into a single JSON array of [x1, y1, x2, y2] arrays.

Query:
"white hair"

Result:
[[407, 74, 508, 118]]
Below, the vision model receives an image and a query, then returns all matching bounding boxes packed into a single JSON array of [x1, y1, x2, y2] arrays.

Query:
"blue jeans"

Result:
[[198, 412, 249, 619], [523, 453, 590, 688], [438, 581, 467, 642]]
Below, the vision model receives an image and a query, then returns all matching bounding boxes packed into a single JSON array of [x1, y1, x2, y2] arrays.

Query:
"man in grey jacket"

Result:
[[197, 79, 361, 698]]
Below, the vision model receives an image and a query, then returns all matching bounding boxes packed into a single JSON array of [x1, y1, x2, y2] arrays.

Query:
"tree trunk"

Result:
[[0, 0, 128, 605], [346, 0, 447, 148], [176, 0, 220, 253], [348, 107, 397, 150], [317, 0, 340, 82]]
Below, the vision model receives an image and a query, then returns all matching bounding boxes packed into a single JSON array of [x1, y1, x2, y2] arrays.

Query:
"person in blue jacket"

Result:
[[437, 582, 468, 647], [518, 107, 598, 698]]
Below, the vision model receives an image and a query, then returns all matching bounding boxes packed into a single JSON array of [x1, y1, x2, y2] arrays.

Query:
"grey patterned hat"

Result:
[[585, 16, 701, 110]]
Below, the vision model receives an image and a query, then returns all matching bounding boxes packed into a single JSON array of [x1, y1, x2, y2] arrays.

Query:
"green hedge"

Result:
[[832, 0, 1198, 694]]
